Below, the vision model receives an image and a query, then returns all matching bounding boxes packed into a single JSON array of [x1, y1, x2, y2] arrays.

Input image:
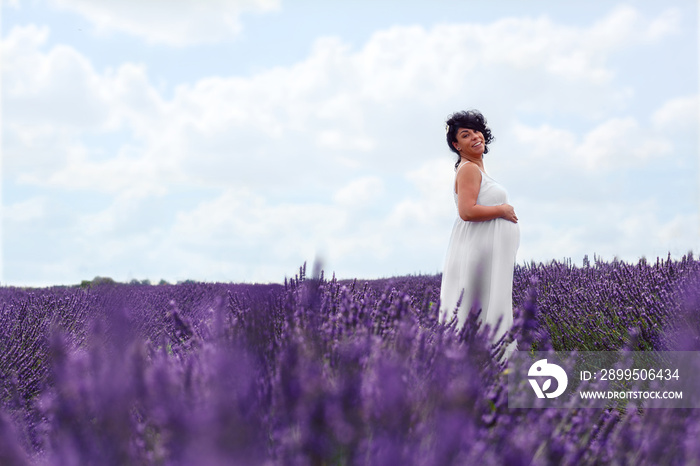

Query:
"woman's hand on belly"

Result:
[[500, 204, 518, 223]]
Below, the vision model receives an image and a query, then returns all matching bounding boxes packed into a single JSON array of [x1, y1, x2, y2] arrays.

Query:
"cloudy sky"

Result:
[[2, 0, 698, 286]]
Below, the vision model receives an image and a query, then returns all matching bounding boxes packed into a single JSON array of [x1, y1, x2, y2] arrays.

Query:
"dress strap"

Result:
[[456, 160, 487, 177], [455, 160, 471, 174]]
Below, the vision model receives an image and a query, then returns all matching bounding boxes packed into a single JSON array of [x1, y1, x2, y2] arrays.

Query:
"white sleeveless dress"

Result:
[[439, 161, 520, 342]]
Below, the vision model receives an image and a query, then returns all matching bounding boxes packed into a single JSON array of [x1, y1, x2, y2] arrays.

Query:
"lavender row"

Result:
[[0, 255, 698, 464]]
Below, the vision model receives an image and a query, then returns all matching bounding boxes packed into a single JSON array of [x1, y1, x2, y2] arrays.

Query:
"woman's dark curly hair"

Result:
[[445, 110, 494, 169]]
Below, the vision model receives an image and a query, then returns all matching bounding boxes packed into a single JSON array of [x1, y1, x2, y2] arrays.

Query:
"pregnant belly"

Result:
[[495, 218, 520, 254]]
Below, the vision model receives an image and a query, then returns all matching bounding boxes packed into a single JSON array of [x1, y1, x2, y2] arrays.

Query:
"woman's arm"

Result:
[[456, 163, 517, 223]]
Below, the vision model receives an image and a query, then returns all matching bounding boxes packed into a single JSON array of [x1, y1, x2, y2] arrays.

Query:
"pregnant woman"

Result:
[[439, 110, 520, 347]]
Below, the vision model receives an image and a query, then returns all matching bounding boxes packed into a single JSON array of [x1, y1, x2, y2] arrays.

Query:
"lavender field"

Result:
[[1, 255, 699, 465]]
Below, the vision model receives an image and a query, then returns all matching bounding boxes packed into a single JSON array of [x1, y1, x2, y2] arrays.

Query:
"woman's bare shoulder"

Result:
[[455, 162, 482, 194], [456, 162, 482, 179]]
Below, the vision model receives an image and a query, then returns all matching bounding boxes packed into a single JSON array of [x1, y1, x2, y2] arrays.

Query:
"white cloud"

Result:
[[652, 95, 699, 132], [1, 25, 174, 180], [5, 5, 680, 187], [42, 142, 175, 197], [513, 92, 697, 172], [387, 160, 454, 234], [333, 176, 384, 207], [404, 159, 455, 198], [512, 123, 577, 160], [517, 199, 698, 265], [167, 188, 346, 257], [47, 0, 281, 46], [657, 213, 699, 249], [572, 117, 672, 170], [2, 25, 110, 128], [3, 197, 46, 224], [647, 8, 683, 40]]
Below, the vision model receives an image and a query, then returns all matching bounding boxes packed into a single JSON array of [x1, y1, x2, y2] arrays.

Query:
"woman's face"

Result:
[[453, 127, 485, 157]]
